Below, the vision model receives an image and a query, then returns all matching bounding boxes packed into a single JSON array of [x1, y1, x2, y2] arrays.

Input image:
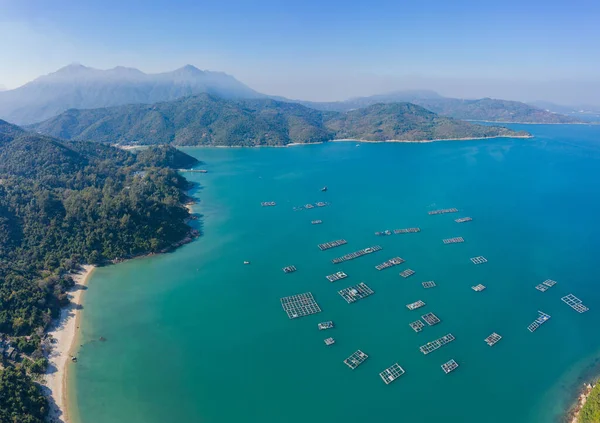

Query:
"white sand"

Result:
[[43, 265, 95, 423]]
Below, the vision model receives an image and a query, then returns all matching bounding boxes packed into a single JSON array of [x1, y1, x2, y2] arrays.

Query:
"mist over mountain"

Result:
[[0, 64, 263, 125]]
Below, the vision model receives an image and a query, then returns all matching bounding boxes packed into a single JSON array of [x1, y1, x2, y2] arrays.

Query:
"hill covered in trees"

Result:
[[31, 94, 528, 145], [0, 122, 200, 421]]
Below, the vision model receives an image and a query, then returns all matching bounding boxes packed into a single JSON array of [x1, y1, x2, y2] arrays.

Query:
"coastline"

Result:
[[43, 265, 96, 423], [567, 382, 596, 423]]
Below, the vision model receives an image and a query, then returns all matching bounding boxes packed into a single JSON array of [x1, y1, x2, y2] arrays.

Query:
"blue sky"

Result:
[[1, 0, 599, 103]]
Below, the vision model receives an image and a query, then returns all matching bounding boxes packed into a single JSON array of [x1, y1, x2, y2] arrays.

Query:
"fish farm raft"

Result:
[[561, 294, 589, 313], [379, 363, 405, 384], [441, 359, 459, 374], [280, 293, 322, 319], [318, 239, 348, 251], [326, 271, 348, 282], [400, 269, 416, 278], [428, 208, 458, 215], [409, 320, 425, 332], [422, 281, 436, 289], [420, 333, 456, 355], [443, 237, 464, 244], [485, 332, 502, 346], [421, 312, 441, 326], [375, 257, 405, 271], [344, 350, 368, 369], [470, 256, 488, 264], [331, 245, 382, 264], [527, 311, 551, 332], [338, 282, 375, 304], [455, 217, 472, 223], [282, 265, 297, 273], [407, 300, 426, 311]]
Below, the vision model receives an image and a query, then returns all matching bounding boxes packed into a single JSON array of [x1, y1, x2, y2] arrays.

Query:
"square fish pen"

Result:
[[338, 282, 375, 304], [280, 293, 322, 319], [409, 320, 425, 332], [470, 256, 488, 264], [379, 363, 405, 384], [400, 269, 416, 278], [441, 359, 459, 374], [421, 312, 441, 326], [422, 281, 436, 289], [485, 332, 502, 346], [344, 350, 369, 369], [561, 294, 589, 313]]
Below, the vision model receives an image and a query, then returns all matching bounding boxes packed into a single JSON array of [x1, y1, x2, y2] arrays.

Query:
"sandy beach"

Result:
[[43, 265, 96, 423]]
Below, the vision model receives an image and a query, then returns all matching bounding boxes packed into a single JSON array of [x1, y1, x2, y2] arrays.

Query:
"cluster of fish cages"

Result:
[[561, 294, 589, 313], [379, 363, 405, 384], [527, 311, 551, 332], [326, 271, 348, 282], [338, 282, 375, 304], [283, 265, 297, 273], [375, 257, 405, 271], [421, 312, 441, 326], [470, 256, 488, 265], [443, 237, 464, 244], [428, 208, 458, 215], [318, 321, 334, 330], [535, 279, 558, 292], [441, 359, 459, 374], [344, 350, 368, 369], [472, 284, 486, 292], [394, 228, 421, 234], [406, 300, 426, 311], [280, 293, 322, 319], [455, 217, 472, 223], [311, 220, 323, 225], [409, 320, 425, 332], [419, 333, 456, 355], [400, 269, 416, 278], [485, 332, 502, 346], [332, 246, 382, 264], [318, 239, 347, 251], [261, 201, 276, 207], [422, 281, 437, 289]]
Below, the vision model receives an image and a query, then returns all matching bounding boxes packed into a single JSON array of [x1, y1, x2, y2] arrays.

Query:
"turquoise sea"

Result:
[[71, 124, 600, 423]]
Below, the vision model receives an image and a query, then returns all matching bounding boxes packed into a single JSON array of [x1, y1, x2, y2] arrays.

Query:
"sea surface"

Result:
[[70, 124, 600, 423]]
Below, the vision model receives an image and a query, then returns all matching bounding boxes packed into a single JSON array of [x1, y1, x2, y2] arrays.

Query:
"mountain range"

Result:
[[0, 64, 587, 126], [29, 93, 528, 146], [0, 64, 263, 125]]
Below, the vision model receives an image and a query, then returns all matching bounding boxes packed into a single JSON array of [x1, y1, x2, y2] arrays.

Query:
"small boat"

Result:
[[243, 261, 250, 265], [321, 186, 328, 192]]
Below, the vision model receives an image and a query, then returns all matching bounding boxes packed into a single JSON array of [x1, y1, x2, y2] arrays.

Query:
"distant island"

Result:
[[30, 94, 530, 146]]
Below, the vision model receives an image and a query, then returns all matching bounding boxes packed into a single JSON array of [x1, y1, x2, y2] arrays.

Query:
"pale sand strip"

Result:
[[43, 265, 96, 423]]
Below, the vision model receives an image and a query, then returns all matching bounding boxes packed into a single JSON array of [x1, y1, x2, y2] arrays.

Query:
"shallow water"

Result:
[[71, 124, 600, 423]]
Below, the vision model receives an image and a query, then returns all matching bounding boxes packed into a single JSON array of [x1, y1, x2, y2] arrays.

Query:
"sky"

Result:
[[1, 0, 599, 104]]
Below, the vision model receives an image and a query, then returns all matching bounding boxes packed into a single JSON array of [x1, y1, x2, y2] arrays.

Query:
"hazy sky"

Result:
[[1, 0, 599, 104]]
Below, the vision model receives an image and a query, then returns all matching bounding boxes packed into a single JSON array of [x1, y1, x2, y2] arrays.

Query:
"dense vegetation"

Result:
[[294, 92, 583, 123], [325, 103, 523, 141], [0, 367, 48, 423], [580, 384, 600, 423], [30, 94, 527, 145], [0, 64, 263, 125], [0, 120, 199, 421]]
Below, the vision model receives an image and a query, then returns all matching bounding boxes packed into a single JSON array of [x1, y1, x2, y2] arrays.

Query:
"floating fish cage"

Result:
[[283, 265, 297, 273], [406, 300, 426, 311], [375, 257, 405, 271], [338, 282, 375, 304], [318, 239, 348, 251], [455, 217, 473, 223], [428, 208, 458, 215], [409, 320, 425, 332], [326, 271, 348, 283], [379, 363, 405, 384], [527, 311, 551, 332], [472, 284, 486, 292], [419, 333, 456, 355], [400, 269, 416, 278], [324, 337, 335, 346], [311, 220, 323, 225], [280, 293, 322, 319], [443, 237, 464, 244], [561, 294, 589, 313], [332, 246, 382, 264], [485, 332, 502, 346], [422, 281, 437, 289], [441, 359, 459, 374], [470, 256, 488, 265], [393, 228, 421, 234], [421, 312, 441, 326], [260, 201, 276, 207], [318, 321, 334, 330], [344, 350, 368, 369]]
